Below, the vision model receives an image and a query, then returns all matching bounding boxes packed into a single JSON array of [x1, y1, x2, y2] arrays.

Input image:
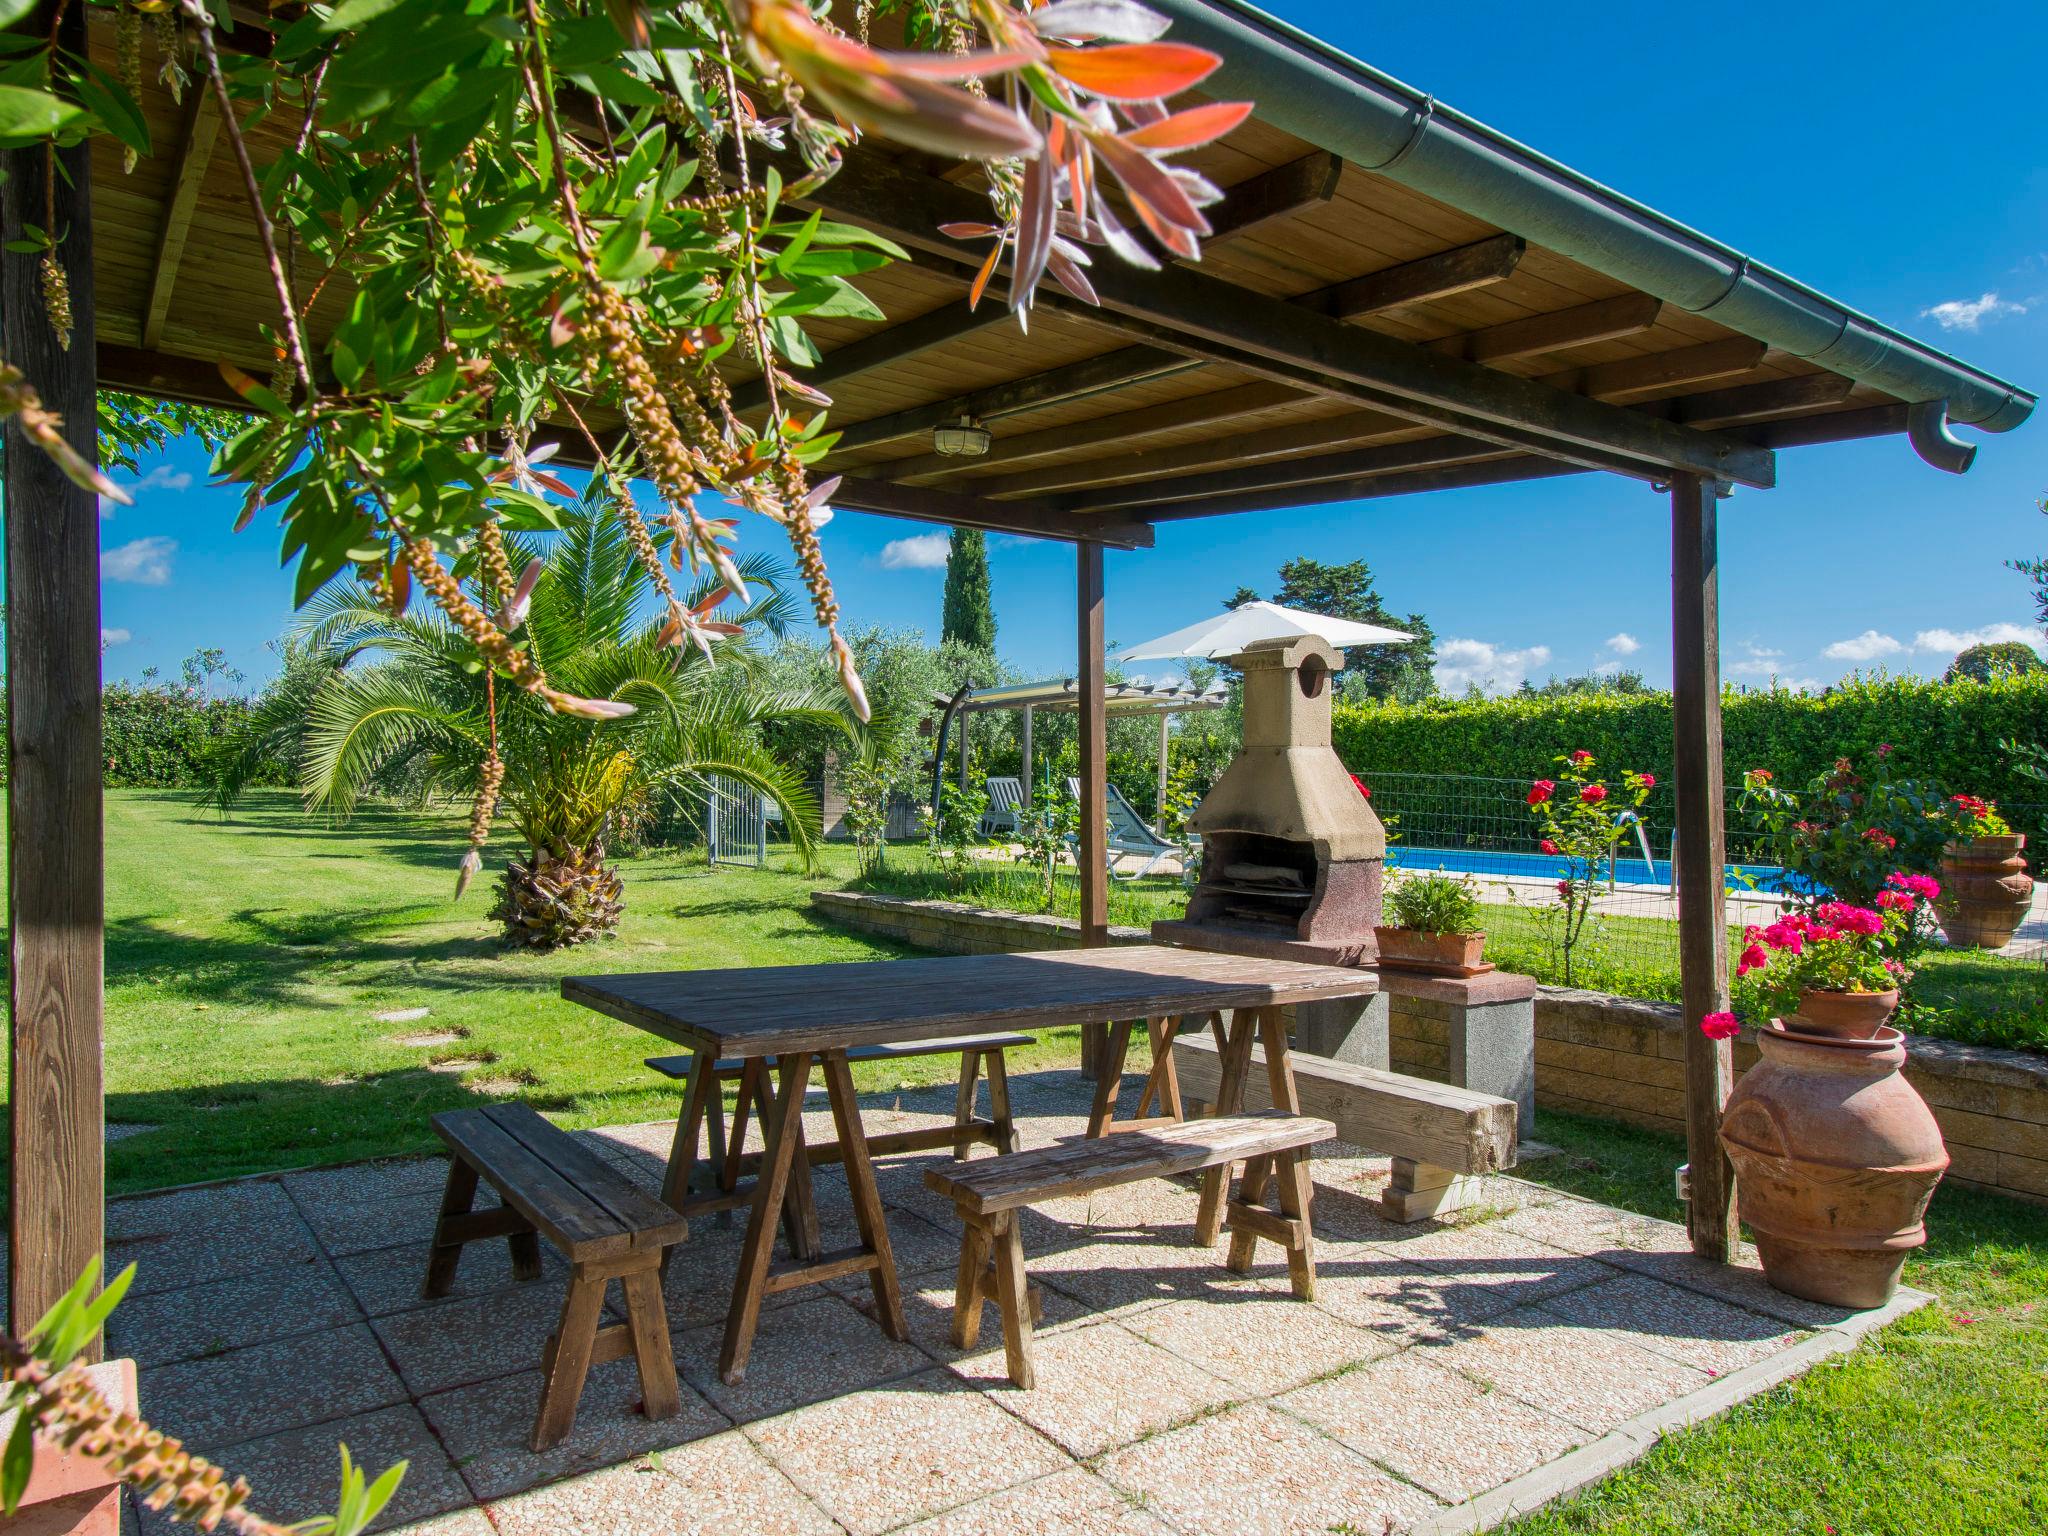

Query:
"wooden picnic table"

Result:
[[562, 944, 1379, 1382]]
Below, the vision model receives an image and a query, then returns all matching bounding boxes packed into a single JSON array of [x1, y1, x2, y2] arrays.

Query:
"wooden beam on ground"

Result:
[[1075, 541, 1110, 1075], [1292, 232, 1526, 319], [1205, 151, 1343, 243], [727, 298, 1006, 415], [5, 0, 104, 1350], [140, 88, 221, 351], [1670, 472, 1738, 1264], [1539, 337, 1768, 403], [828, 476, 1152, 548], [1670, 371, 1856, 429], [885, 380, 1309, 485], [1431, 293, 1663, 364], [785, 150, 1772, 486]]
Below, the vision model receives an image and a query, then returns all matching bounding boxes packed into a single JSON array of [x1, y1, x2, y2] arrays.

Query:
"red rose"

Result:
[[1555, 879, 1573, 899], [1638, 773, 1656, 789], [1528, 780, 1555, 805], [1569, 749, 1593, 763], [1351, 774, 1371, 800], [1579, 784, 1608, 804], [1539, 839, 1559, 855]]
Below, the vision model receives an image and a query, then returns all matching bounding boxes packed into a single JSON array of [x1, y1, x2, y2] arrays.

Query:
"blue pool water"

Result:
[[1386, 845, 1793, 890]]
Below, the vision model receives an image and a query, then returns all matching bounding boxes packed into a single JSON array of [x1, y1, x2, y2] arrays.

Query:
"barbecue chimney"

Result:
[[1153, 635, 1386, 965]]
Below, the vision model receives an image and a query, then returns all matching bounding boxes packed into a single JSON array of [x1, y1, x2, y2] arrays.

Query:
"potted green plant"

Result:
[[1374, 870, 1490, 976], [1935, 794, 2031, 949]]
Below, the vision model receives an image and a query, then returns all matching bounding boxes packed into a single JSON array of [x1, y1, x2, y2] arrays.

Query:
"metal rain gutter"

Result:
[[1155, 0, 2036, 460]]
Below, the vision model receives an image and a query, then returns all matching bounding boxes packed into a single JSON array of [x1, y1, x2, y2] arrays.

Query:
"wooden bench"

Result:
[[645, 1032, 1034, 1229], [1174, 1032, 1518, 1222], [426, 1103, 688, 1452], [924, 1111, 1335, 1387]]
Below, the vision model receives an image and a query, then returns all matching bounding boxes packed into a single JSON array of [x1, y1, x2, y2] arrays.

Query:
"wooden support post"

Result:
[[1671, 472, 1738, 1262], [1020, 704, 1034, 803], [1156, 712, 1170, 826], [1077, 542, 1110, 1078], [5, 0, 104, 1350]]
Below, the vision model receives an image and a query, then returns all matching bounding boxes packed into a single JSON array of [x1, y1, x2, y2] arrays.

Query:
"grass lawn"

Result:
[[16, 789, 1085, 1194]]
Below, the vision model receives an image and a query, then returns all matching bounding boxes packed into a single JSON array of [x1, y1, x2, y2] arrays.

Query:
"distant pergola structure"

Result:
[[5, 0, 2035, 1347], [930, 676, 1230, 815]]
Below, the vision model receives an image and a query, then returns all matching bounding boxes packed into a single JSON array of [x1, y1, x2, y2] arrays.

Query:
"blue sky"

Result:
[[96, 0, 2046, 695]]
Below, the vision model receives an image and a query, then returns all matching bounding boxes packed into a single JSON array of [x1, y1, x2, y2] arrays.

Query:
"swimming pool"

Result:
[[1385, 844, 1794, 890]]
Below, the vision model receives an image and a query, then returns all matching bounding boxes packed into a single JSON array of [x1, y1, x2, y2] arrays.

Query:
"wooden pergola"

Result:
[[5, 0, 2033, 1347]]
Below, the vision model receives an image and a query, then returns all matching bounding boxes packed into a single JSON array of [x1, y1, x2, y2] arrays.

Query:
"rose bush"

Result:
[[1525, 749, 1654, 985]]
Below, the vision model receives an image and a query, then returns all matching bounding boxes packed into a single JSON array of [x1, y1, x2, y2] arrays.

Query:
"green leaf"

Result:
[[68, 63, 149, 160], [0, 84, 81, 143], [0, 0, 40, 26], [1, 1417, 33, 1517]]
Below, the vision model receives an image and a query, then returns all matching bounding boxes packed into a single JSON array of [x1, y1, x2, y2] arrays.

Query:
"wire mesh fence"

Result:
[[1355, 771, 1796, 998]]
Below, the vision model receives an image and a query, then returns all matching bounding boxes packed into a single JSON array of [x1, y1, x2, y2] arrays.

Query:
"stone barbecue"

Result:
[[1154, 634, 1388, 965]]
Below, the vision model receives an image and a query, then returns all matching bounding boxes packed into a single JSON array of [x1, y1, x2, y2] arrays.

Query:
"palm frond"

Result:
[[301, 665, 485, 817]]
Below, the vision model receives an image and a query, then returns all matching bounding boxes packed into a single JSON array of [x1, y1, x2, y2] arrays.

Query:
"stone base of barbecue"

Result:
[[1151, 917, 1375, 969]]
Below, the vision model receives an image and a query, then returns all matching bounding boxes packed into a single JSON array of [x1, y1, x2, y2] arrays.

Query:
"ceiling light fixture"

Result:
[[932, 413, 992, 457]]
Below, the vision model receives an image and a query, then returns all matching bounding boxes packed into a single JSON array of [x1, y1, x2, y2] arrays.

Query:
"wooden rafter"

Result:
[[1204, 150, 1343, 242], [1143, 453, 1585, 521], [725, 297, 1005, 415], [1062, 433, 1514, 514], [141, 88, 221, 351], [1537, 336, 1768, 402], [828, 475, 1153, 548], [1667, 370, 1855, 428], [778, 147, 1772, 485], [1292, 232, 1526, 319], [1430, 292, 1662, 364]]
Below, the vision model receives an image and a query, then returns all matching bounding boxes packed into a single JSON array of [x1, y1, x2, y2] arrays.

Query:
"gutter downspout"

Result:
[[1155, 0, 2035, 461]]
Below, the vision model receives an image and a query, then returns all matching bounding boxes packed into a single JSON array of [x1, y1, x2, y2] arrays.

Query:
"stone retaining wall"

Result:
[[812, 890, 2048, 1206]]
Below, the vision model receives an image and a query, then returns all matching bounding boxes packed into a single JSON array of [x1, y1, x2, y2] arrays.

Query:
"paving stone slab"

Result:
[[136, 1404, 469, 1536], [1094, 1401, 1444, 1536], [485, 1433, 839, 1536], [334, 1237, 567, 1319], [108, 1181, 321, 1294], [1537, 1272, 1805, 1377], [138, 1322, 408, 1452], [747, 1369, 1072, 1536], [422, 1358, 728, 1503], [1121, 1288, 1399, 1397], [374, 1280, 618, 1397], [108, 1258, 361, 1367], [891, 1466, 1176, 1536], [1276, 1350, 1585, 1504], [299, 1186, 502, 1260], [679, 1291, 931, 1422], [283, 1158, 452, 1209], [1423, 1305, 1713, 1436]]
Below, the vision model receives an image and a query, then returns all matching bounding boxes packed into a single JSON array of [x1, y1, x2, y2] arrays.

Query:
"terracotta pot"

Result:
[[1720, 1022, 1947, 1309], [1935, 834, 2031, 950], [1789, 987, 1899, 1040], [1372, 926, 1490, 976]]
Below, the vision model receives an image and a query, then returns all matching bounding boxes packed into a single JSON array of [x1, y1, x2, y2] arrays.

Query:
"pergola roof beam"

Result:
[[1536, 336, 1768, 402], [1291, 232, 1525, 318], [827, 474, 1154, 548], [1667, 371, 1856, 428], [1429, 292, 1662, 364], [1202, 149, 1343, 242], [140, 89, 220, 352], [726, 296, 1006, 416], [1062, 432, 1515, 513], [786, 148, 1775, 487], [1145, 452, 1586, 521]]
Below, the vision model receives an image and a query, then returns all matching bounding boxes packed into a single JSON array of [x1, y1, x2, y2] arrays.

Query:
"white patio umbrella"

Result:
[[1119, 600, 1413, 661]]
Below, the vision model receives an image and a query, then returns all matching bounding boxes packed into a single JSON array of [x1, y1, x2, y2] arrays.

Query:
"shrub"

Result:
[[1332, 672, 2048, 844]]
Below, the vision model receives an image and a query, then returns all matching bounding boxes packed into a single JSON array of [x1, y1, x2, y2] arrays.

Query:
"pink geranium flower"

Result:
[[1700, 1011, 1741, 1040]]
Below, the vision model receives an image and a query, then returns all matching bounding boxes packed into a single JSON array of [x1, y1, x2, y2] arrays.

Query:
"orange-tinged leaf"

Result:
[[967, 240, 1002, 310], [1123, 100, 1252, 150], [1043, 42, 1219, 101]]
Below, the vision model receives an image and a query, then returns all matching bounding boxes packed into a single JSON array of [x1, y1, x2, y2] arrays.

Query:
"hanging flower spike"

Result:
[[740, 0, 1040, 160], [831, 628, 871, 723], [540, 688, 636, 720], [1700, 1011, 1741, 1041]]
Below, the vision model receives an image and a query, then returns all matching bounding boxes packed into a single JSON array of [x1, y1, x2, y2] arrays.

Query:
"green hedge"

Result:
[[1333, 674, 2048, 844], [0, 685, 289, 790]]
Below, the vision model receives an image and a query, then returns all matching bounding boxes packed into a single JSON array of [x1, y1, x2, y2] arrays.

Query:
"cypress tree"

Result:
[[941, 527, 997, 651]]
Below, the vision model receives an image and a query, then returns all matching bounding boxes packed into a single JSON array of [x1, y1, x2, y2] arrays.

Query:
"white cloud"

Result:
[[101, 464, 193, 518], [1603, 632, 1640, 656], [100, 627, 131, 648], [1435, 637, 1551, 696], [1920, 292, 2027, 332], [1728, 641, 1786, 678], [878, 532, 950, 571], [1822, 629, 1904, 662], [1912, 622, 2044, 657], [102, 536, 176, 586]]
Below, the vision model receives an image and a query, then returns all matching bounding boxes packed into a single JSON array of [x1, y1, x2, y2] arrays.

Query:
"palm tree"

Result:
[[217, 498, 852, 948]]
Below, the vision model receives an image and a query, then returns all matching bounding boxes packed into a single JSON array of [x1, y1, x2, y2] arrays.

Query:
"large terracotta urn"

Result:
[[1935, 834, 2032, 949], [1719, 1020, 1947, 1309]]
